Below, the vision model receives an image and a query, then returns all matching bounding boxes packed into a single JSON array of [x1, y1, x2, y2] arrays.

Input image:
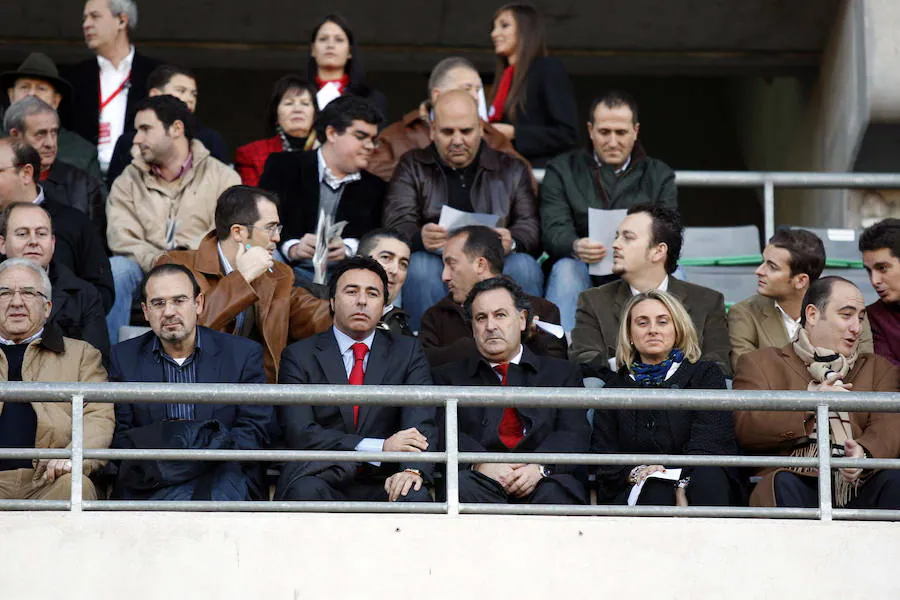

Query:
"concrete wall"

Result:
[[1, 512, 899, 599]]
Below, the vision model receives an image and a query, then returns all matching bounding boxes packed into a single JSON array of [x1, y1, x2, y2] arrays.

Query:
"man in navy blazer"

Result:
[[432, 276, 589, 505], [275, 256, 436, 503], [109, 263, 272, 501]]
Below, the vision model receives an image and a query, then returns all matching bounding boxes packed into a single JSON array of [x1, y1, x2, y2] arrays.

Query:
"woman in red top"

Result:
[[234, 76, 318, 186], [488, 4, 578, 167], [306, 14, 388, 119]]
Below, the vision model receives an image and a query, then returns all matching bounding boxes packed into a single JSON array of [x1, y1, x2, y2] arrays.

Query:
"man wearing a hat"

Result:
[[2, 52, 102, 184]]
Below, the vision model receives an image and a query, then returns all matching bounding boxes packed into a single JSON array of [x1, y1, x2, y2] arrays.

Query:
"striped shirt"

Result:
[[152, 331, 202, 420]]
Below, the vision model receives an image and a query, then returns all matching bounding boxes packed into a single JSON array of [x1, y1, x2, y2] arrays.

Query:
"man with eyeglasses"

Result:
[[108, 263, 273, 501], [158, 185, 331, 383], [0, 202, 109, 362], [259, 94, 386, 284], [0, 136, 114, 313], [0, 257, 113, 502]]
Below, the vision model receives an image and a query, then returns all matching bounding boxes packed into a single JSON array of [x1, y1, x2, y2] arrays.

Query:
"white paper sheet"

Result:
[[534, 317, 564, 339], [438, 205, 500, 230], [627, 468, 682, 506], [316, 81, 342, 110], [587, 208, 628, 276], [312, 210, 348, 284]]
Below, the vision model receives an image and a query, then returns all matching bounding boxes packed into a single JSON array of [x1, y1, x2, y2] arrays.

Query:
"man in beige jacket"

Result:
[[0, 258, 113, 501], [106, 94, 239, 343], [728, 228, 872, 371]]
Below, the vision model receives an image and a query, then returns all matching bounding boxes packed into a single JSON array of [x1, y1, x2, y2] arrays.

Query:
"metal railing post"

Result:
[[816, 403, 833, 522], [70, 394, 84, 513], [763, 178, 775, 242], [445, 399, 459, 516]]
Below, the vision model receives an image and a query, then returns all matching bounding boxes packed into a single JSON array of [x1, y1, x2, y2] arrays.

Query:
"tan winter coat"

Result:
[[106, 139, 241, 272], [0, 326, 113, 476]]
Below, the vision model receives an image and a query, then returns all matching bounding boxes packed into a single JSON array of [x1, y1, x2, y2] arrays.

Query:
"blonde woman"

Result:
[[590, 289, 740, 506]]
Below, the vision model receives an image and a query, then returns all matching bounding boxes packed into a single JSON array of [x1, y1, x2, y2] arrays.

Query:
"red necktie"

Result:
[[494, 363, 524, 449], [349, 342, 368, 426]]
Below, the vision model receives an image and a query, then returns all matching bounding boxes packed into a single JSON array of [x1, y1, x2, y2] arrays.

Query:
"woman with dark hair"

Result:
[[590, 290, 742, 507], [487, 4, 578, 166], [234, 75, 319, 186], [307, 14, 387, 118]]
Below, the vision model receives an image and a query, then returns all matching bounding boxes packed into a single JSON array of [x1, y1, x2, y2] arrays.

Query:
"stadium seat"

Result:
[[118, 326, 151, 342], [681, 265, 759, 308], [681, 225, 762, 266]]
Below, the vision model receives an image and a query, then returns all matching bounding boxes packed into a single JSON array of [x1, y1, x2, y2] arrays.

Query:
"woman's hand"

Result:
[[629, 464, 666, 485]]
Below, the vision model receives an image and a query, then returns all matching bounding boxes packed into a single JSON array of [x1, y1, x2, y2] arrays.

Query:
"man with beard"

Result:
[[109, 263, 273, 500], [106, 94, 239, 343]]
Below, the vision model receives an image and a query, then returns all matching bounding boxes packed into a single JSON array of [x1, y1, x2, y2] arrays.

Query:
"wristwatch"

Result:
[[539, 465, 552, 478]]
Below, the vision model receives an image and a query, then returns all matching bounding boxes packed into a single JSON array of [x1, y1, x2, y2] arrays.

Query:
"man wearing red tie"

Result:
[[275, 256, 435, 503], [433, 276, 589, 504]]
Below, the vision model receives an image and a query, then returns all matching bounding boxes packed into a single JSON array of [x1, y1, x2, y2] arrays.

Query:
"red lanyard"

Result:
[[99, 72, 131, 112]]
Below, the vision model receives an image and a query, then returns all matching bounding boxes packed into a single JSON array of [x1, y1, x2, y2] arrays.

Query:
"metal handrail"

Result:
[[1, 383, 899, 520], [532, 168, 900, 242]]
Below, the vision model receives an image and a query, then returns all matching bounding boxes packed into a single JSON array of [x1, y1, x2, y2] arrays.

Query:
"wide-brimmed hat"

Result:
[[0, 52, 73, 99]]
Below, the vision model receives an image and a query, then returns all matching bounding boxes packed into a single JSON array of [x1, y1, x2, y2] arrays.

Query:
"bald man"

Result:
[[383, 90, 541, 330]]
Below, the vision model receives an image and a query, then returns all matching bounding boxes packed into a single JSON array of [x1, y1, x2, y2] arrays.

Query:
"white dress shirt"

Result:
[[629, 275, 669, 296], [97, 45, 135, 172], [488, 345, 524, 382], [775, 302, 801, 341]]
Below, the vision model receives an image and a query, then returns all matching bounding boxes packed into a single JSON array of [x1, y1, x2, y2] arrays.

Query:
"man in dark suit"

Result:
[[109, 263, 272, 501], [0, 136, 113, 312], [433, 276, 589, 504], [275, 256, 435, 503], [734, 276, 900, 508], [571, 204, 732, 376], [421, 225, 566, 367], [0, 203, 109, 363], [259, 95, 386, 284], [64, 0, 160, 174]]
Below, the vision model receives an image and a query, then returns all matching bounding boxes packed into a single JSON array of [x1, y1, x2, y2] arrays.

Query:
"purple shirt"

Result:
[[867, 300, 900, 367]]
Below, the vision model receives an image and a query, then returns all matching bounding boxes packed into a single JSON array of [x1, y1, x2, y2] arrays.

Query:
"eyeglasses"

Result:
[[0, 287, 48, 303], [244, 223, 283, 238], [350, 131, 381, 149], [145, 295, 194, 311]]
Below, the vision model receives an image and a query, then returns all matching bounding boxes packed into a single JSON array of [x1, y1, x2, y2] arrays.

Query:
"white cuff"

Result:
[[281, 239, 301, 259], [344, 237, 359, 257], [355, 437, 385, 466]]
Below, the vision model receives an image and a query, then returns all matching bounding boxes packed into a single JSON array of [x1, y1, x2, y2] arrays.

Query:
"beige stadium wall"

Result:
[[1, 512, 899, 599]]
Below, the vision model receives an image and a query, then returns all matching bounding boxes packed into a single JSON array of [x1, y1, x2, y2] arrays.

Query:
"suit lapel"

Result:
[[779, 345, 813, 383], [759, 296, 790, 348], [193, 328, 221, 421], [356, 333, 391, 432], [136, 335, 168, 423], [315, 331, 354, 428]]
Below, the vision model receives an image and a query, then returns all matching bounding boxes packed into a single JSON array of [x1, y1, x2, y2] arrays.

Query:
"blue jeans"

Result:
[[106, 256, 144, 344], [545, 258, 592, 332], [403, 251, 545, 331]]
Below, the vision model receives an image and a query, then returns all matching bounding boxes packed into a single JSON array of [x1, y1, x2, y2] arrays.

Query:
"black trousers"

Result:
[[278, 471, 432, 503], [458, 470, 586, 504], [774, 470, 900, 509], [637, 466, 734, 506]]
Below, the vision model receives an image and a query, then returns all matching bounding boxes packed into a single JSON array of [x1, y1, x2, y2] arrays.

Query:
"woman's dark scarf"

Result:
[[629, 348, 684, 386]]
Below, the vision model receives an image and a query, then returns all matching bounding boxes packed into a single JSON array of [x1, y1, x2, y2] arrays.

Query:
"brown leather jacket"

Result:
[[158, 232, 332, 382], [368, 106, 528, 183], [383, 143, 540, 254]]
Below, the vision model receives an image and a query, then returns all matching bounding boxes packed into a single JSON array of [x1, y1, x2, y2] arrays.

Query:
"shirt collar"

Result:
[[629, 275, 669, 296], [152, 151, 193, 182], [317, 147, 361, 191], [151, 327, 202, 362], [594, 151, 632, 174], [333, 325, 376, 355], [489, 344, 524, 369], [217, 242, 234, 275], [97, 45, 135, 73], [32, 185, 45, 205], [0, 328, 44, 346]]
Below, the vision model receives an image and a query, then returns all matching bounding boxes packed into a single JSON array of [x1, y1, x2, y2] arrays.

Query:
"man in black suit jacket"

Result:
[[63, 0, 160, 174], [421, 225, 566, 366], [109, 263, 272, 501], [0, 136, 113, 312], [259, 95, 385, 283], [276, 256, 435, 503], [433, 276, 589, 505], [571, 204, 732, 376]]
